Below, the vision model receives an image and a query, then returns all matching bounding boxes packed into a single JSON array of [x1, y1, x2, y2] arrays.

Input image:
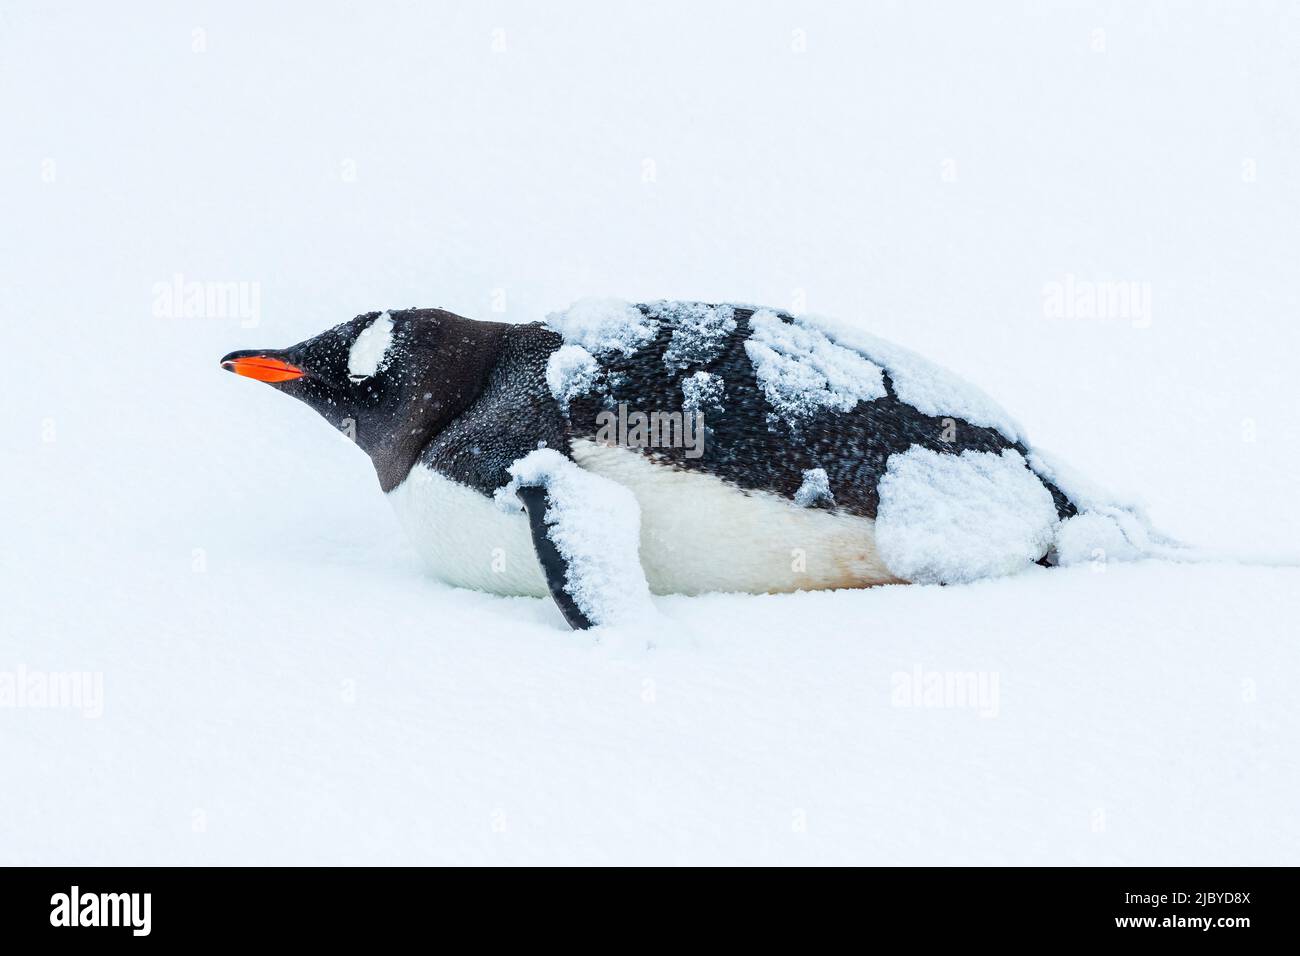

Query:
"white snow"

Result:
[[544, 344, 601, 407], [1027, 446, 1186, 566], [1027, 446, 1136, 515], [680, 370, 724, 414], [1054, 510, 1145, 567], [875, 446, 1059, 584], [504, 449, 654, 627], [4, 2, 1299, 866], [802, 313, 1023, 442], [657, 301, 737, 369], [794, 467, 834, 508], [545, 298, 655, 357], [743, 309, 886, 422], [347, 311, 394, 381]]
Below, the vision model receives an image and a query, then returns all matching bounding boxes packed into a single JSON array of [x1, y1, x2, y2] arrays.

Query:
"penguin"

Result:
[[220, 299, 1163, 630]]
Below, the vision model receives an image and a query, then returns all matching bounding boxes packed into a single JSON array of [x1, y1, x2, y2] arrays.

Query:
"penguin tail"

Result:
[[1053, 505, 1300, 569], [1029, 448, 1300, 571], [1126, 539, 1300, 569]]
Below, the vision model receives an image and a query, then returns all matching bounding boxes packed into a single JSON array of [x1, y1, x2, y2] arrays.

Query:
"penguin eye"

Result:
[[347, 311, 395, 384]]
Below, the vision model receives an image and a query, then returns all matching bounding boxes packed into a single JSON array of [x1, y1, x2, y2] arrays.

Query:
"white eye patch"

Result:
[[348, 311, 395, 381]]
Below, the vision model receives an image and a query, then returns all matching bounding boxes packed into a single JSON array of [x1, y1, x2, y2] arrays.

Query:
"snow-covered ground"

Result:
[[3, 1, 1298, 864]]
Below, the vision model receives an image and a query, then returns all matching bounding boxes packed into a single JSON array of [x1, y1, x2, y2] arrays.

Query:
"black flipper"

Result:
[[516, 485, 595, 630]]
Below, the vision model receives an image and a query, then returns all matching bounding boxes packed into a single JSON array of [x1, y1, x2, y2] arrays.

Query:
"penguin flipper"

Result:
[[517, 485, 596, 630], [507, 449, 654, 631]]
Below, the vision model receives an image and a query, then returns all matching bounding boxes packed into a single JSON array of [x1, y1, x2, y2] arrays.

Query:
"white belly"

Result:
[[386, 444, 899, 597], [386, 464, 551, 597], [571, 440, 898, 594]]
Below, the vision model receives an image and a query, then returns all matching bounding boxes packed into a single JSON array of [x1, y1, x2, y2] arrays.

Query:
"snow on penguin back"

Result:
[[542, 298, 655, 407], [794, 312, 1024, 443], [544, 298, 656, 357], [742, 309, 887, 422]]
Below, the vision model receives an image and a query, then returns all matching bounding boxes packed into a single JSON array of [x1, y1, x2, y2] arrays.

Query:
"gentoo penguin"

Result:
[[221, 300, 1163, 629]]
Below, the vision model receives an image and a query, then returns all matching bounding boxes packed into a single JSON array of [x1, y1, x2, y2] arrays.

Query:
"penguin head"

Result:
[[221, 308, 507, 489], [222, 310, 406, 435]]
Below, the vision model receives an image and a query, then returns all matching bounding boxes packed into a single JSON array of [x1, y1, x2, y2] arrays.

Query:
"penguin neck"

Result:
[[365, 316, 511, 493]]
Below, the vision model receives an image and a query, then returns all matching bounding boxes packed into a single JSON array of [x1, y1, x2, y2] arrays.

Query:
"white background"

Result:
[[2, 1, 1297, 863]]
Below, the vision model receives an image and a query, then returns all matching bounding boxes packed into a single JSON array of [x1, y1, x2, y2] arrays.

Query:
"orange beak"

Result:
[[220, 354, 305, 383]]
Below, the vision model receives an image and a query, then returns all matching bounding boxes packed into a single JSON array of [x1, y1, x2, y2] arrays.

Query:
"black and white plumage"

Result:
[[222, 299, 1155, 630]]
